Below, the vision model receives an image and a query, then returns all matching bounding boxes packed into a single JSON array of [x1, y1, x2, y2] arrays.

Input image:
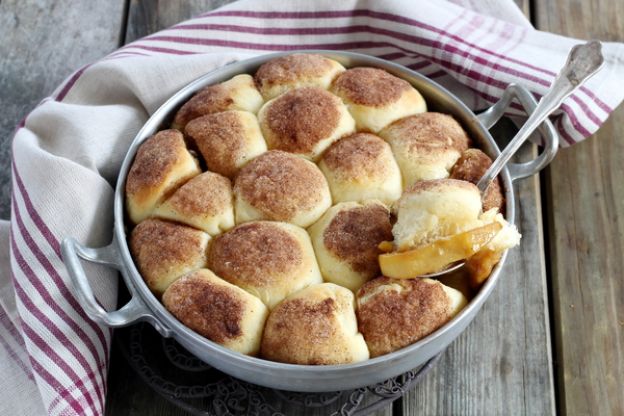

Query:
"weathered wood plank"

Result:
[[402, 0, 556, 412], [403, 123, 556, 416], [534, 1, 624, 414], [124, 0, 233, 43], [0, 0, 127, 219]]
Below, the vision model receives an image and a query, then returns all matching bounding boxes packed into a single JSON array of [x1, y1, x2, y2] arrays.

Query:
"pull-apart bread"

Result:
[[330, 67, 426, 133], [391, 178, 520, 252], [130, 218, 210, 296], [208, 221, 322, 309], [356, 277, 466, 357], [172, 74, 264, 129], [309, 201, 392, 292], [163, 269, 268, 356], [383, 178, 520, 280], [318, 132, 402, 205], [184, 110, 267, 178], [258, 87, 356, 160], [379, 112, 470, 187], [126, 129, 200, 224], [392, 179, 483, 251], [233, 150, 331, 227], [450, 148, 504, 213], [124, 53, 521, 362], [261, 283, 369, 364], [154, 171, 235, 236], [254, 53, 345, 100]]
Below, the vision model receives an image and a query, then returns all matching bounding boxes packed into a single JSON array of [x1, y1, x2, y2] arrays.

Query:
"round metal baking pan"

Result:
[[62, 50, 558, 392]]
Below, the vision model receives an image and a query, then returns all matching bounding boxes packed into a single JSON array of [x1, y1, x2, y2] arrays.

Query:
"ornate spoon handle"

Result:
[[476, 40, 604, 193]]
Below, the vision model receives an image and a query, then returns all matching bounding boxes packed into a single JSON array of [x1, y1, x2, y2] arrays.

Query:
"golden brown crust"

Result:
[[331, 67, 410, 107], [404, 178, 478, 195], [255, 54, 335, 90], [209, 222, 303, 287], [129, 219, 208, 293], [160, 172, 232, 218], [450, 148, 491, 183], [162, 271, 243, 343], [234, 150, 329, 221], [323, 204, 392, 275], [126, 130, 191, 198], [356, 277, 451, 357], [262, 297, 338, 364], [260, 284, 365, 365], [185, 112, 247, 177], [173, 84, 236, 128], [450, 148, 504, 212], [383, 112, 471, 154], [322, 133, 390, 180], [262, 87, 340, 154], [482, 181, 504, 213]]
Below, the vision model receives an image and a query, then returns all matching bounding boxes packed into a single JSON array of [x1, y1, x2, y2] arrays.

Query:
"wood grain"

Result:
[[534, 1, 624, 414], [403, 123, 556, 416], [403, 0, 556, 413], [125, 0, 233, 43], [0, 0, 126, 219], [0, 0, 581, 415]]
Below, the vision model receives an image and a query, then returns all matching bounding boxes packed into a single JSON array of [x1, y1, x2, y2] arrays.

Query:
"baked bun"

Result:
[[261, 283, 369, 364], [163, 269, 268, 355], [476, 209, 521, 252], [130, 219, 210, 296], [172, 74, 264, 129], [379, 112, 471, 186], [318, 133, 402, 205], [308, 202, 392, 292], [233, 150, 332, 227], [330, 67, 426, 133], [209, 221, 322, 309], [153, 171, 234, 236], [356, 277, 467, 357], [451, 148, 504, 212], [257, 87, 355, 160], [392, 179, 481, 250], [254, 53, 345, 100], [185, 110, 267, 178], [126, 129, 200, 224]]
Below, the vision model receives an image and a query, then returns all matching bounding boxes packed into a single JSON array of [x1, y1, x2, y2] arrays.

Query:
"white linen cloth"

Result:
[[2, 0, 623, 414]]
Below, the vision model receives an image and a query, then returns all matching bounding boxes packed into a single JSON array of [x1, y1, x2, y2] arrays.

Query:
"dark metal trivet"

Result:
[[115, 323, 443, 416]]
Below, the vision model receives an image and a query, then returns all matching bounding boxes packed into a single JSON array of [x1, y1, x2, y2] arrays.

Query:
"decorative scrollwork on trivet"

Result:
[[115, 322, 443, 416], [370, 377, 408, 398], [162, 336, 212, 372], [272, 389, 344, 408]]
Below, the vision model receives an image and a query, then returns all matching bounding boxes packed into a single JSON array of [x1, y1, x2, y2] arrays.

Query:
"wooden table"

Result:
[[1, 1, 622, 414]]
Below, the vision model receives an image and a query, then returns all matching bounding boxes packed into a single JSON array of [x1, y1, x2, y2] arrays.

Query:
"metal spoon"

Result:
[[423, 40, 605, 278]]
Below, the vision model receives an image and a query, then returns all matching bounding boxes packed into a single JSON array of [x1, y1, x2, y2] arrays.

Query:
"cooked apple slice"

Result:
[[379, 222, 502, 279], [465, 248, 504, 288], [378, 241, 394, 253]]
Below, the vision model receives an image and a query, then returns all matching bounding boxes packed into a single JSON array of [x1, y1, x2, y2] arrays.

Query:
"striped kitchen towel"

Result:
[[2, 0, 623, 415]]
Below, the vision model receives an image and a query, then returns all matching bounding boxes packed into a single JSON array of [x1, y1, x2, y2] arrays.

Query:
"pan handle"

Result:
[[476, 83, 559, 181], [61, 237, 172, 337]]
